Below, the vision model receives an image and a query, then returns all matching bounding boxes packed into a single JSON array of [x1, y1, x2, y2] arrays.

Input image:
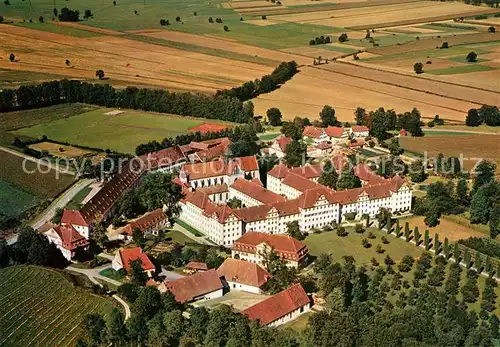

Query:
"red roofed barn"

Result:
[[162, 269, 223, 303], [241, 284, 311, 327], [217, 258, 271, 294]]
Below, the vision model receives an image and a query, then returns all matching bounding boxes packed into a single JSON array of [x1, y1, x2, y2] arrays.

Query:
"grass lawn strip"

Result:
[[175, 219, 203, 237]]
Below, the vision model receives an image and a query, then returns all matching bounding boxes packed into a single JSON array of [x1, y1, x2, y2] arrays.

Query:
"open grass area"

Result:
[[304, 226, 424, 265], [99, 268, 126, 282], [0, 180, 39, 218], [258, 132, 280, 141], [0, 104, 96, 147], [282, 311, 314, 331], [175, 219, 203, 237], [66, 186, 92, 210], [0, 266, 119, 347], [0, 150, 74, 199], [426, 124, 500, 133], [164, 230, 196, 244], [426, 64, 493, 75], [12, 107, 235, 154]]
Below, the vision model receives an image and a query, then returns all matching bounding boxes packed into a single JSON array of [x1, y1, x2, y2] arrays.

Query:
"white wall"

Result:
[[267, 303, 311, 327], [226, 280, 262, 294]]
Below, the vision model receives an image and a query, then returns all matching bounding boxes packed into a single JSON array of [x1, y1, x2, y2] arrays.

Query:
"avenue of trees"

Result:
[[215, 61, 298, 102], [58, 7, 80, 21]]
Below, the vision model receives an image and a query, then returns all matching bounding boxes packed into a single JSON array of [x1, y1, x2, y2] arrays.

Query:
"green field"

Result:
[[0, 266, 120, 347], [66, 186, 92, 210], [426, 64, 494, 75], [164, 230, 196, 244], [0, 180, 39, 218], [305, 226, 424, 265], [0, 150, 74, 199], [12, 107, 235, 154], [13, 22, 103, 37]]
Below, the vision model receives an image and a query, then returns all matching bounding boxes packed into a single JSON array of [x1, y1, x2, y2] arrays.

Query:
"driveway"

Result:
[[159, 267, 184, 282]]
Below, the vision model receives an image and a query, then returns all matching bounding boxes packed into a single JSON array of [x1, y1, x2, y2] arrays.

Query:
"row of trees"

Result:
[[215, 61, 298, 102], [466, 105, 500, 127], [355, 107, 424, 141], [309, 35, 331, 45], [0, 80, 251, 123]]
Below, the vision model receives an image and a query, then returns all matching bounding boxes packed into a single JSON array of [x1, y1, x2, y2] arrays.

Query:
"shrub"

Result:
[[4, 0, 10, 5], [176, 16, 181, 22], [39, 16, 44, 23], [466, 51, 477, 62], [309, 39, 316, 45], [362, 238, 371, 248], [338, 33, 348, 42], [414, 62, 424, 74], [345, 212, 356, 221], [208, 17, 213, 23], [216, 17, 222, 23], [371, 257, 379, 267], [381, 236, 389, 244], [384, 254, 395, 266], [398, 255, 414, 272], [240, 17, 243, 21], [223, 25, 229, 32], [427, 121, 435, 127], [262, 15, 267, 19], [354, 224, 365, 234], [367, 231, 376, 239], [376, 245, 385, 254], [440, 42, 449, 49], [488, 26, 495, 33], [336, 226, 348, 237]]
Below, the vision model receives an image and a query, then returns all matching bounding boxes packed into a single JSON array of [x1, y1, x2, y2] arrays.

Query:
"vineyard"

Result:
[[0, 266, 119, 347]]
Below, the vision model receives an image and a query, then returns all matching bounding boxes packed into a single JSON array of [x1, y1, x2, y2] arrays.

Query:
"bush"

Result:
[[376, 245, 385, 254], [440, 42, 449, 49], [223, 25, 229, 32], [117, 283, 139, 303], [371, 258, 379, 267], [427, 121, 435, 127], [208, 17, 213, 23], [354, 224, 365, 234], [345, 212, 356, 221], [466, 51, 477, 63], [488, 26, 496, 33], [336, 226, 348, 237], [338, 33, 348, 42], [175, 16, 181, 22], [414, 62, 424, 74], [362, 238, 371, 248], [216, 17, 223, 23], [384, 254, 395, 266], [381, 236, 389, 244], [367, 231, 376, 239], [262, 15, 267, 19]]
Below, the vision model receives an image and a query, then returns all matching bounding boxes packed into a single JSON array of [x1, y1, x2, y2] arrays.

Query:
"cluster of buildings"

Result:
[[178, 157, 412, 247]]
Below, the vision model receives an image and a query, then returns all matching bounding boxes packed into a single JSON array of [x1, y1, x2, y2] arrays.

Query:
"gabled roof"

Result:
[[188, 123, 231, 134], [233, 232, 307, 256], [142, 146, 186, 169], [290, 164, 322, 179], [272, 199, 300, 216], [166, 269, 223, 303], [119, 247, 155, 273], [233, 205, 272, 222], [268, 163, 290, 179], [303, 126, 325, 139], [297, 186, 337, 209], [122, 209, 168, 236], [325, 126, 344, 138], [217, 258, 271, 287], [275, 136, 292, 152], [50, 224, 89, 251], [352, 125, 369, 133], [61, 209, 89, 226], [231, 178, 286, 206], [198, 183, 229, 195], [186, 261, 208, 271], [281, 173, 321, 192], [241, 284, 310, 325], [237, 156, 259, 172]]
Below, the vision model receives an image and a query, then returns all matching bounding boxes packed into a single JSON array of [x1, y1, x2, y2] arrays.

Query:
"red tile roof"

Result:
[[119, 247, 155, 273], [166, 269, 223, 303], [122, 209, 168, 236], [61, 209, 89, 226], [233, 231, 308, 260], [241, 284, 310, 325], [297, 186, 337, 209], [188, 123, 232, 134], [233, 205, 272, 222], [217, 258, 271, 287], [186, 261, 208, 271], [325, 126, 344, 138], [142, 146, 186, 169], [290, 164, 322, 179], [198, 183, 229, 195], [332, 155, 348, 172], [272, 199, 301, 216], [230, 179, 286, 206], [354, 164, 386, 184], [352, 125, 369, 133], [237, 155, 259, 172], [303, 126, 324, 139], [268, 163, 290, 179], [275, 136, 292, 152], [281, 173, 321, 192], [52, 224, 89, 251]]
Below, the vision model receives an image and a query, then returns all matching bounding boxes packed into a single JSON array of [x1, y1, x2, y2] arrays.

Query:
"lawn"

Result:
[[164, 230, 195, 244], [0, 150, 75, 199], [282, 311, 314, 331], [0, 266, 120, 347], [304, 226, 424, 266], [65, 186, 92, 210], [175, 219, 203, 237], [258, 132, 280, 141], [0, 103, 96, 147], [99, 268, 125, 282], [0, 180, 39, 218], [12, 107, 235, 154]]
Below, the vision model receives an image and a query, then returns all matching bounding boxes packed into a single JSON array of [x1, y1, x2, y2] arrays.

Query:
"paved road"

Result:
[[0, 145, 76, 176], [7, 178, 93, 245]]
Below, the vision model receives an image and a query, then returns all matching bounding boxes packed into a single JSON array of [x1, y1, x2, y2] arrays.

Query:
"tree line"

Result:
[[215, 61, 298, 102], [0, 80, 253, 123], [466, 105, 500, 127]]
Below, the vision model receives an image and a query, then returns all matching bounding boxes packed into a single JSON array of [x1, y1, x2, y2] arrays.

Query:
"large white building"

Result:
[[178, 157, 412, 247]]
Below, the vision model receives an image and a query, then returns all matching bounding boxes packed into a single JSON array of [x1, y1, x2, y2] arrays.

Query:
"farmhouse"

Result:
[[217, 258, 271, 294], [241, 284, 311, 327], [142, 146, 187, 173], [302, 126, 329, 145], [120, 208, 169, 240], [180, 137, 231, 163], [350, 125, 369, 138], [60, 209, 92, 239], [112, 247, 156, 277], [184, 261, 208, 274], [43, 224, 90, 261], [232, 231, 309, 268], [162, 269, 224, 303]]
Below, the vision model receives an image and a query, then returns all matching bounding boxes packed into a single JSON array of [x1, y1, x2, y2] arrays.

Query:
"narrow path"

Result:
[[0, 145, 76, 176], [66, 265, 131, 320]]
